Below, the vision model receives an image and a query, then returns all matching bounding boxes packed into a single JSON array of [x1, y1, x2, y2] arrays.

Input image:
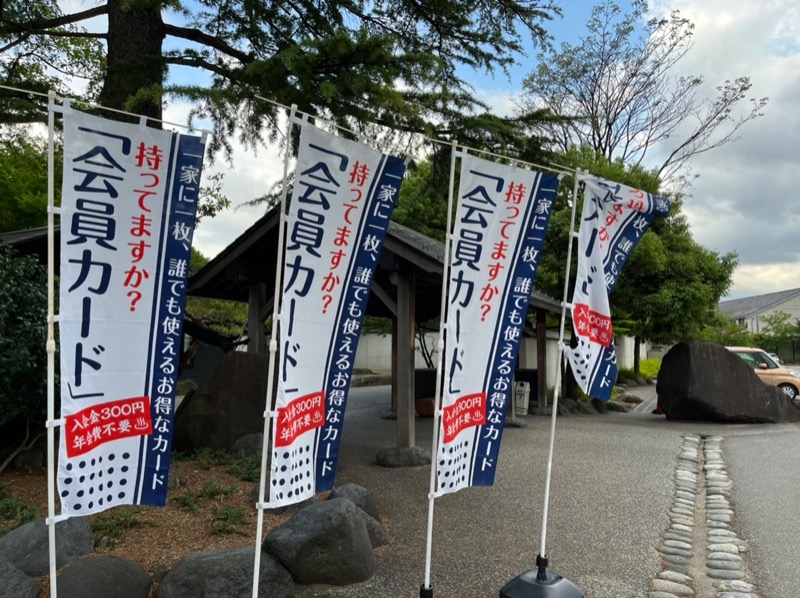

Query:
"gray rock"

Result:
[[173, 352, 273, 452], [361, 511, 390, 548], [251, 485, 316, 515], [651, 578, 694, 595], [13, 449, 44, 470], [264, 498, 374, 585], [57, 555, 151, 598], [0, 517, 93, 576], [375, 446, 431, 468], [657, 341, 800, 422], [156, 547, 293, 598], [707, 569, 746, 580], [0, 556, 40, 598], [714, 580, 755, 592], [706, 559, 742, 571], [658, 570, 693, 584], [330, 484, 380, 520], [574, 400, 598, 415], [589, 398, 609, 413], [230, 433, 265, 457]]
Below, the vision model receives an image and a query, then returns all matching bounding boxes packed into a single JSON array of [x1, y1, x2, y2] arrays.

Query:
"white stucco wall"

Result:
[[354, 331, 638, 388]]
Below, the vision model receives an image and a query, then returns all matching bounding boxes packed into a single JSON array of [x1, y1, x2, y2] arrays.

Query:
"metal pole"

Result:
[[46, 90, 58, 598], [252, 104, 297, 598], [538, 171, 582, 562], [421, 140, 459, 597]]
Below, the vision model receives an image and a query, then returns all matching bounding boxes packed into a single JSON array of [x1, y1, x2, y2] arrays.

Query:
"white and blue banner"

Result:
[[566, 174, 670, 401], [436, 153, 560, 496], [269, 122, 405, 507], [58, 108, 205, 516]]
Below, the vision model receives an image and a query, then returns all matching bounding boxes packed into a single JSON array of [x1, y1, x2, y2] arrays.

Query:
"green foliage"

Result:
[[171, 491, 199, 515], [225, 453, 261, 483], [185, 248, 247, 338], [0, 134, 60, 233], [1, 0, 105, 123], [0, 249, 49, 428], [198, 480, 238, 499], [0, 486, 37, 531], [638, 359, 661, 380], [90, 507, 151, 540], [618, 359, 661, 382], [696, 313, 755, 347], [3, 0, 561, 155], [210, 504, 247, 534]]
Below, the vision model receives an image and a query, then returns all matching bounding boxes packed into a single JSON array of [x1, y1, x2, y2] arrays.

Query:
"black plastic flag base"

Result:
[[499, 570, 584, 598], [420, 584, 433, 598]]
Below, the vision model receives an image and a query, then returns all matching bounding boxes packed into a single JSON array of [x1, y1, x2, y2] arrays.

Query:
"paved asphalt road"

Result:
[[293, 384, 800, 598]]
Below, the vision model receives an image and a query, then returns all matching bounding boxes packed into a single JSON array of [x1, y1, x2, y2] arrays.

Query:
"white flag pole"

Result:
[[420, 140, 459, 598], [45, 90, 59, 598], [251, 104, 297, 598], [536, 170, 582, 577]]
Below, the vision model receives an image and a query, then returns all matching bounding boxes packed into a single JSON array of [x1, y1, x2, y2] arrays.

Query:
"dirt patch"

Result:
[[0, 453, 290, 594]]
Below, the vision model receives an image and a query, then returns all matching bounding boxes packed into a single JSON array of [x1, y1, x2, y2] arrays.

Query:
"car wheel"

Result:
[[778, 383, 798, 400]]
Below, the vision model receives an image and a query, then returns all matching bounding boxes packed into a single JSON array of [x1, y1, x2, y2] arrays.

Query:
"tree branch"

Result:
[[1, 4, 108, 33], [164, 24, 251, 65]]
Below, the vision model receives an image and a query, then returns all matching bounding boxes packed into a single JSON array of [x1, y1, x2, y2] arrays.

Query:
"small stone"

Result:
[[670, 517, 695, 527], [663, 554, 690, 565], [671, 524, 693, 533], [708, 569, 746, 580], [663, 539, 692, 550], [706, 559, 742, 571], [707, 529, 736, 538], [714, 580, 755, 592], [715, 593, 752, 598], [649, 593, 680, 598], [708, 543, 739, 554], [664, 532, 692, 543], [707, 552, 742, 563], [707, 521, 730, 529], [707, 514, 732, 523], [651, 578, 695, 595], [658, 570, 693, 584], [659, 545, 693, 558]]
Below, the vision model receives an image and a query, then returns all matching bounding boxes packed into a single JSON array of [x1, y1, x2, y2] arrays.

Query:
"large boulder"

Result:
[[657, 341, 800, 423], [0, 517, 94, 576], [156, 547, 294, 598], [330, 484, 388, 548], [0, 556, 40, 598], [264, 497, 375, 585], [57, 555, 151, 598], [174, 352, 270, 452]]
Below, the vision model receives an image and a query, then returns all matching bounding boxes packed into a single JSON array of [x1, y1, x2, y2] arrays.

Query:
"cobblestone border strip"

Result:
[[649, 434, 759, 598], [703, 436, 758, 597]]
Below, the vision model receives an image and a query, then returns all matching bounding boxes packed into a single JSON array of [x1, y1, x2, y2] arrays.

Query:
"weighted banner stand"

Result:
[[498, 173, 584, 598]]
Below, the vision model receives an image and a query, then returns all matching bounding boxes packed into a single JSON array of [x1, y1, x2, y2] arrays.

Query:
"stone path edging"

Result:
[[650, 434, 759, 597]]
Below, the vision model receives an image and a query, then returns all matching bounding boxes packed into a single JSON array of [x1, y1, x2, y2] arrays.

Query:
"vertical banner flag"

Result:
[[58, 108, 205, 517], [269, 122, 405, 507], [436, 153, 560, 496], [566, 174, 670, 401]]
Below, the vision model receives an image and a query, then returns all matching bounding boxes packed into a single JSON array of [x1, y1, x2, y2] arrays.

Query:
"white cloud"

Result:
[[163, 102, 286, 260], [646, 0, 800, 299]]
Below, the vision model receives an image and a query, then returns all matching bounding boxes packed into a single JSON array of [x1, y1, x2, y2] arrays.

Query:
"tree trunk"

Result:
[[98, 0, 166, 123]]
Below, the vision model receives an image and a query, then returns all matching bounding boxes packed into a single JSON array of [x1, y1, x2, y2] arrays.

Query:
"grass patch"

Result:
[[171, 491, 200, 515], [91, 507, 151, 540], [226, 453, 261, 483], [0, 486, 37, 531], [198, 481, 238, 499], [210, 505, 248, 536]]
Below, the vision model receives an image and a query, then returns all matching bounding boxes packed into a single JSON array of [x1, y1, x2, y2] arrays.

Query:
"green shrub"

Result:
[[171, 491, 199, 514], [198, 481, 237, 499], [90, 507, 151, 540], [0, 249, 49, 431]]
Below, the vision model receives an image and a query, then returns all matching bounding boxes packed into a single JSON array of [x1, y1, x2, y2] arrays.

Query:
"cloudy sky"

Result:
[[180, 0, 799, 301]]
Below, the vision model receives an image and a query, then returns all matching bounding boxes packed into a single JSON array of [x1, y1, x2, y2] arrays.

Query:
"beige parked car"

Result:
[[726, 346, 799, 400]]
